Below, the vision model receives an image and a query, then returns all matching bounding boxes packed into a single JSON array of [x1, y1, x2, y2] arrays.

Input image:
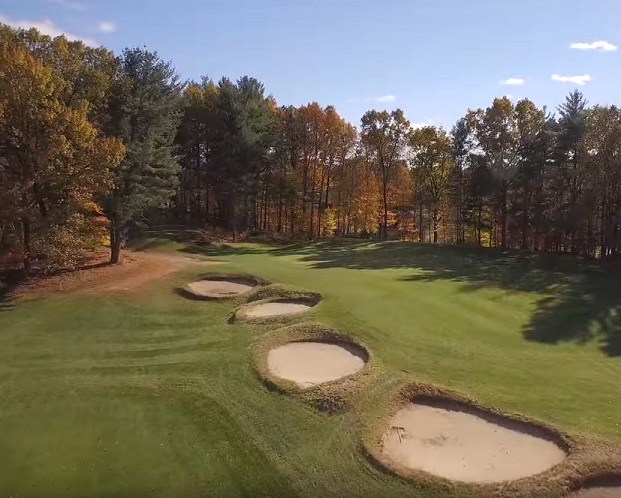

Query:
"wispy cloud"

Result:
[[0, 14, 97, 46], [98, 21, 117, 33], [45, 0, 87, 12], [501, 77, 525, 86], [551, 74, 592, 85], [570, 40, 617, 52], [504, 94, 515, 101], [347, 94, 397, 104]]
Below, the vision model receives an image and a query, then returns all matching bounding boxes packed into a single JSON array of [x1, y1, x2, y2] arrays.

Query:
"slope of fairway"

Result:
[[1, 238, 620, 497]]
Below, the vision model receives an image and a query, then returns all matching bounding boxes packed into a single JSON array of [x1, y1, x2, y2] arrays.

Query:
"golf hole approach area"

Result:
[[2, 241, 621, 498]]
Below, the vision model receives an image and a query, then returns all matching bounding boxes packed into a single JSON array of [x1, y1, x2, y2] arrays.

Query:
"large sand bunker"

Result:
[[382, 401, 565, 483], [267, 341, 367, 388], [183, 277, 256, 299], [573, 476, 621, 497], [244, 301, 314, 319]]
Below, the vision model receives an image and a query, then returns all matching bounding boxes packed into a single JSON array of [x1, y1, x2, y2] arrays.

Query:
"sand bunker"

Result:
[[185, 278, 255, 299], [267, 341, 367, 388], [244, 301, 313, 318], [382, 401, 565, 483], [573, 477, 621, 497]]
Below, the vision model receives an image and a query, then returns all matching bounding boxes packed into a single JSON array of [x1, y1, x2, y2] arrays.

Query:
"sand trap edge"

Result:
[[570, 472, 621, 496], [176, 273, 268, 301], [361, 381, 617, 498], [244, 283, 323, 304], [231, 292, 322, 324], [252, 322, 378, 413]]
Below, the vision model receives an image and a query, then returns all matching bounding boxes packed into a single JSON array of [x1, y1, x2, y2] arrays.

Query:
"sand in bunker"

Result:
[[267, 342, 366, 388], [383, 403, 565, 483], [245, 301, 312, 318], [187, 280, 254, 298]]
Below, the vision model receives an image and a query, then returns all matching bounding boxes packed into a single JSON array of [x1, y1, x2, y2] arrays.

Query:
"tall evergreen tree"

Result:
[[210, 77, 275, 231], [102, 48, 182, 263]]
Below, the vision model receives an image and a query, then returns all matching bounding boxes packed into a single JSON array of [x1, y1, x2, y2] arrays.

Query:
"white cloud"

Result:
[[504, 94, 515, 101], [45, 0, 87, 12], [98, 21, 116, 33], [411, 119, 434, 130], [0, 14, 98, 46], [501, 77, 525, 86], [551, 74, 592, 85], [570, 40, 617, 52], [347, 94, 397, 104]]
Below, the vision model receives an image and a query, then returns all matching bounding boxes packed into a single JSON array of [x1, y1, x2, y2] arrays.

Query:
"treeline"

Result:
[[2, 25, 621, 275], [175, 80, 621, 258]]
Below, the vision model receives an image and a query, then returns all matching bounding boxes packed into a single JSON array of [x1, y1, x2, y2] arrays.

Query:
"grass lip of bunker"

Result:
[[572, 474, 621, 497], [267, 339, 368, 388], [233, 285, 322, 323], [179, 274, 263, 300], [253, 323, 376, 412]]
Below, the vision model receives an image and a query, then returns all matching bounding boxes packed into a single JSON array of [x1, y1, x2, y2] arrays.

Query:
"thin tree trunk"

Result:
[[382, 181, 388, 240], [110, 223, 123, 264], [21, 216, 31, 275], [501, 186, 507, 249]]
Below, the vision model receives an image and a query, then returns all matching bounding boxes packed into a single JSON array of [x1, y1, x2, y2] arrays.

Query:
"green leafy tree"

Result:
[[102, 48, 182, 263]]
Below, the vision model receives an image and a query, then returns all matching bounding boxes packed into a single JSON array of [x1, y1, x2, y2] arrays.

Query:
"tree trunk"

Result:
[[418, 202, 424, 243], [382, 182, 388, 240], [476, 205, 482, 246], [521, 184, 529, 250], [110, 224, 123, 264], [21, 216, 31, 275], [500, 186, 507, 249]]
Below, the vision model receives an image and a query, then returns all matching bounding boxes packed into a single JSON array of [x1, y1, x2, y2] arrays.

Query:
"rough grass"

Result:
[[2, 236, 621, 497]]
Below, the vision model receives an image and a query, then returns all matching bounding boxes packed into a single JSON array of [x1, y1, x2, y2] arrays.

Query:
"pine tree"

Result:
[[101, 48, 182, 263]]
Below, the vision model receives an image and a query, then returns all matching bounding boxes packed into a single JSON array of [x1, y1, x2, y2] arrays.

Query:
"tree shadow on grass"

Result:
[[271, 240, 621, 357], [180, 243, 267, 258]]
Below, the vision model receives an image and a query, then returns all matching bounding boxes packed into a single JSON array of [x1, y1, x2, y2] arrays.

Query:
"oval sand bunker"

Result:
[[267, 341, 367, 388], [245, 301, 313, 318], [383, 401, 565, 483], [186, 279, 255, 298]]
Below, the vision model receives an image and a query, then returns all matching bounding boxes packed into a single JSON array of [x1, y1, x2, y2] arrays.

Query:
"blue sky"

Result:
[[2, 0, 620, 128]]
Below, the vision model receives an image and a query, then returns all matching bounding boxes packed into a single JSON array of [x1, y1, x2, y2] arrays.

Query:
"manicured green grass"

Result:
[[1, 238, 620, 497]]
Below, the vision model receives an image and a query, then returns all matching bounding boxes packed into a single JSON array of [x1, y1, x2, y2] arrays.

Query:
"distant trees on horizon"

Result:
[[2, 23, 621, 274]]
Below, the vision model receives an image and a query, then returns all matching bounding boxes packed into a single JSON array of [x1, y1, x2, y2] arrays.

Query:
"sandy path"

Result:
[[13, 251, 218, 298], [267, 341, 366, 388], [383, 403, 565, 483], [246, 302, 312, 318], [186, 280, 254, 298]]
